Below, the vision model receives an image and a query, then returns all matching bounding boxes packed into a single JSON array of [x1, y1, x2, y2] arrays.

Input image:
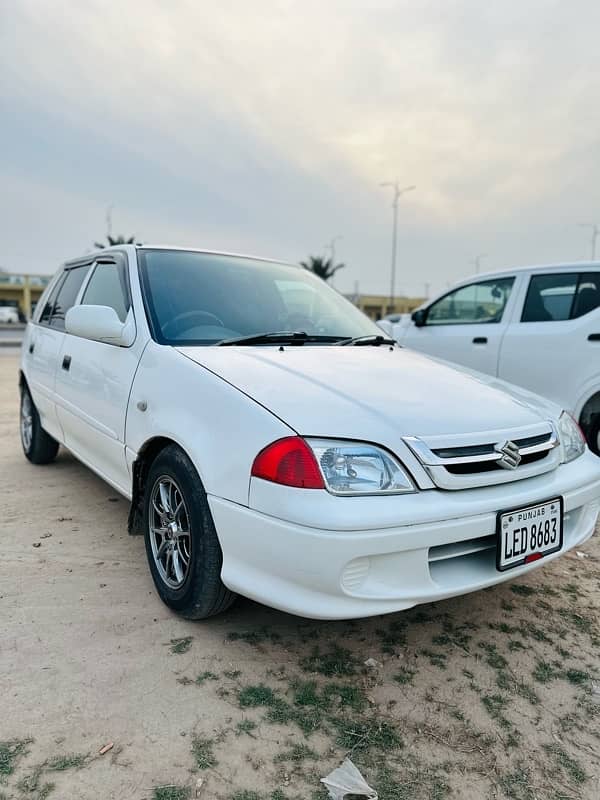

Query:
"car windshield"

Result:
[[138, 249, 381, 345]]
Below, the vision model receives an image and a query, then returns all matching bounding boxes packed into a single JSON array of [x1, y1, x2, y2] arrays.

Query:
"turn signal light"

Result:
[[251, 437, 325, 489]]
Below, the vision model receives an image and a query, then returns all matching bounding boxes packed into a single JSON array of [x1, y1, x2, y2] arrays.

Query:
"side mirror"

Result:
[[66, 305, 130, 346], [411, 308, 428, 327]]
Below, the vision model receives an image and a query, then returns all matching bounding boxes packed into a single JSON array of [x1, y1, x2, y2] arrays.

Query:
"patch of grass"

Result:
[[377, 619, 408, 654], [271, 791, 286, 800], [479, 642, 508, 671], [557, 607, 594, 636], [169, 637, 193, 655], [274, 743, 318, 763], [375, 762, 449, 800], [331, 717, 403, 753], [16, 764, 54, 799], [153, 787, 191, 800], [510, 584, 536, 596], [324, 683, 367, 711], [501, 600, 515, 612], [227, 627, 282, 646], [521, 621, 552, 643], [499, 765, 535, 800], [0, 738, 32, 776], [239, 685, 277, 708], [224, 670, 242, 679], [543, 743, 586, 784], [191, 736, 217, 770], [195, 671, 219, 685], [300, 645, 359, 677], [533, 659, 560, 684], [481, 694, 511, 729], [231, 792, 261, 800], [235, 720, 257, 736], [420, 648, 447, 669], [508, 639, 526, 652], [393, 667, 416, 685], [46, 753, 86, 771], [565, 669, 589, 686]]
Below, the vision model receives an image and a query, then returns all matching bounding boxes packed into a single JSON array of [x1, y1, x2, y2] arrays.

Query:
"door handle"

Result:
[[28, 342, 35, 354], [62, 355, 71, 371], [473, 337, 488, 344], [588, 333, 600, 341]]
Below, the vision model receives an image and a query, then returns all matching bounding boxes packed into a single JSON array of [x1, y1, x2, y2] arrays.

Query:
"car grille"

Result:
[[404, 422, 560, 490]]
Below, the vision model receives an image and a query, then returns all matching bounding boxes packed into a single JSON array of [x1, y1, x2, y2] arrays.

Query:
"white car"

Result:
[[0, 306, 19, 323], [19, 246, 600, 620], [381, 263, 600, 454]]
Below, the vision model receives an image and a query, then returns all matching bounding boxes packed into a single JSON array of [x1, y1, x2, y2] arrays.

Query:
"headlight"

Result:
[[558, 411, 586, 463], [307, 439, 415, 495]]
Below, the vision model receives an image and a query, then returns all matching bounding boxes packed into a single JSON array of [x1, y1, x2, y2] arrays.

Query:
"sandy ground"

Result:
[[1, 349, 600, 800]]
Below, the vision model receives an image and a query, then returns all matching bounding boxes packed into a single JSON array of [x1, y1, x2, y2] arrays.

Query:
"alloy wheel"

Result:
[[149, 476, 192, 589]]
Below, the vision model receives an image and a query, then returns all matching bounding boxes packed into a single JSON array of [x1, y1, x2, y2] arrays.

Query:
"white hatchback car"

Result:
[[19, 246, 600, 619]]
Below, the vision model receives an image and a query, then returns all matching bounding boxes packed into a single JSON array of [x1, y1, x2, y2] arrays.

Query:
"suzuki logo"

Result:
[[495, 440, 521, 470]]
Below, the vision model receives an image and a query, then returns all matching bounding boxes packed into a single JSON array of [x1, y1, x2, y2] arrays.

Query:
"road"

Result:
[[1, 351, 599, 799]]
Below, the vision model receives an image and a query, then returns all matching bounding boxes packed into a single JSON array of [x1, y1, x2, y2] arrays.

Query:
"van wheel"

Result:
[[588, 416, 600, 456], [20, 386, 59, 464], [143, 444, 236, 619]]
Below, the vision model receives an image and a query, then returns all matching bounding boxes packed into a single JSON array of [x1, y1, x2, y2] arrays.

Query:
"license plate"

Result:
[[496, 497, 563, 571]]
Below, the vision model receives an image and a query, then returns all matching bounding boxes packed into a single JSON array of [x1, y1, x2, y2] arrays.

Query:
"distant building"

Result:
[[346, 293, 425, 321], [0, 270, 51, 319]]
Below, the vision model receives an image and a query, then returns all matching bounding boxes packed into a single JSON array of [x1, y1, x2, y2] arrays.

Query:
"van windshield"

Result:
[[138, 249, 380, 345]]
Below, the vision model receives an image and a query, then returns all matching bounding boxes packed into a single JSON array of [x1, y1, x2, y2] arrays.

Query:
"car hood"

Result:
[[176, 345, 559, 442]]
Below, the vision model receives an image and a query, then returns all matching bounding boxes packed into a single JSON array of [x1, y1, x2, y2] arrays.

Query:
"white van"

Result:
[[383, 263, 600, 454]]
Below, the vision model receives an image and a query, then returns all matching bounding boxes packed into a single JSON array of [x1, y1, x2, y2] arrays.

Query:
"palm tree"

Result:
[[300, 255, 345, 282], [94, 234, 139, 249]]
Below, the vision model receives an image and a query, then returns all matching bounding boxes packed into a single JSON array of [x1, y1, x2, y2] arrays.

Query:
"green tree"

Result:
[[94, 234, 139, 249], [300, 255, 345, 282]]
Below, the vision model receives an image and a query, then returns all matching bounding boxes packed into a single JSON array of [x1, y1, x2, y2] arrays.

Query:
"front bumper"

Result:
[[209, 451, 600, 619]]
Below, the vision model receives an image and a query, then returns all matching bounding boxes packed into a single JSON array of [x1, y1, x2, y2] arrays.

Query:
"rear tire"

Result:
[[20, 385, 59, 464], [143, 444, 236, 619]]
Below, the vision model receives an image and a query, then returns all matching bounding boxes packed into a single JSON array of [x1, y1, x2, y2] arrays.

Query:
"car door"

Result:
[[400, 275, 518, 374], [499, 270, 600, 411], [53, 254, 145, 495], [24, 264, 91, 442]]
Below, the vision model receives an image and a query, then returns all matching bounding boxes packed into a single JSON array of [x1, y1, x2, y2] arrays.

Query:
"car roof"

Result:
[[89, 244, 296, 268], [452, 261, 600, 287]]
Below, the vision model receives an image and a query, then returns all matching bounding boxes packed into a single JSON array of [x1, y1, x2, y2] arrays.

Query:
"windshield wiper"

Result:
[[336, 334, 397, 347], [217, 331, 347, 346]]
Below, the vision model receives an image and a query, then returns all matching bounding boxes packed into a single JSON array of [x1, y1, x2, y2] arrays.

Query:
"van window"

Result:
[[426, 278, 515, 325], [522, 273, 600, 322]]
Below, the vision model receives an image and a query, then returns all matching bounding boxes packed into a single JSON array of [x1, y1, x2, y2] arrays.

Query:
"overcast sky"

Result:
[[2, 1, 600, 298]]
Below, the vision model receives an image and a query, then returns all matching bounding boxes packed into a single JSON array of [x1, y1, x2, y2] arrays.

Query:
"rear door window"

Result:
[[47, 265, 90, 329], [522, 273, 600, 322]]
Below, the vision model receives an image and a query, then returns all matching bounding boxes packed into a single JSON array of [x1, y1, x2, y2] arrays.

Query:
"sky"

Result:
[[2, 1, 600, 299]]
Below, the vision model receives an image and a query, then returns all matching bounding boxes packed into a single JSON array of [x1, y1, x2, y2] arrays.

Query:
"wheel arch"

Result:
[[128, 435, 191, 534], [578, 389, 600, 449]]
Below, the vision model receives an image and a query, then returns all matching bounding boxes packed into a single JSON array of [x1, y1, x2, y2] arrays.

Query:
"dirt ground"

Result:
[[1, 350, 600, 800]]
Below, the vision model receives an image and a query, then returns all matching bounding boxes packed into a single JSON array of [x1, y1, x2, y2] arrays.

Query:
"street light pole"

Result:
[[380, 182, 415, 312], [471, 253, 487, 274], [579, 223, 600, 260]]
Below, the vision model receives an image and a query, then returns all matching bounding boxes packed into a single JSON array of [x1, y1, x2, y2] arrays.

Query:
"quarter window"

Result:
[[81, 262, 130, 322], [522, 273, 600, 322], [426, 278, 515, 325], [44, 266, 90, 329]]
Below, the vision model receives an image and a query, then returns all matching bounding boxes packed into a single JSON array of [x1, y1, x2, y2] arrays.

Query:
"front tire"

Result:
[[20, 385, 59, 464], [143, 444, 236, 619], [588, 415, 600, 457]]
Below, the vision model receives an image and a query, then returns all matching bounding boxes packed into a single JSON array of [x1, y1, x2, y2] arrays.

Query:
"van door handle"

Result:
[[29, 342, 35, 354], [473, 337, 488, 344], [62, 355, 71, 371], [588, 333, 600, 341]]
